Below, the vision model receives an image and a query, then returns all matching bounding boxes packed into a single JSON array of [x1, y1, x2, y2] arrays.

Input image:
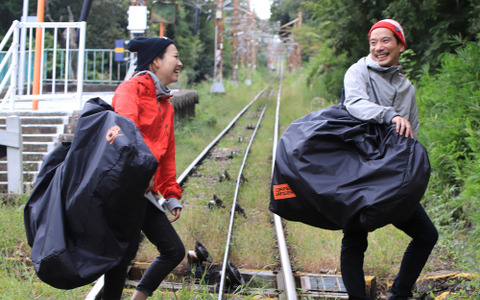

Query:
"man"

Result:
[[342, 19, 438, 299]]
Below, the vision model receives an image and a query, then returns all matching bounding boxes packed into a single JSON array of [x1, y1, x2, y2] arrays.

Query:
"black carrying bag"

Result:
[[24, 97, 158, 289], [269, 105, 430, 231]]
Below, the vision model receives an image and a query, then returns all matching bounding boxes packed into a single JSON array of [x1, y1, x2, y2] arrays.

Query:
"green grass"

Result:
[[0, 202, 93, 299]]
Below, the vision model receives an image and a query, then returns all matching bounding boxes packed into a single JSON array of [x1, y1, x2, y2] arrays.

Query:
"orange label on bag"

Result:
[[106, 125, 123, 144], [273, 184, 297, 200]]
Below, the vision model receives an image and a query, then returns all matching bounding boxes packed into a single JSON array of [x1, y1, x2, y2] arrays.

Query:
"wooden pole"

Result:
[[32, 0, 45, 110], [232, 0, 238, 84]]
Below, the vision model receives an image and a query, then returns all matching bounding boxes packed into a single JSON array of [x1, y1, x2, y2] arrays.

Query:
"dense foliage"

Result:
[[1, 0, 130, 49], [303, 0, 478, 67], [270, 0, 480, 98], [163, 1, 217, 84], [417, 38, 480, 271], [0, 0, 26, 37]]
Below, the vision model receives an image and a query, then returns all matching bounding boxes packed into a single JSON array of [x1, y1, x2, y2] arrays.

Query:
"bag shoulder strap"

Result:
[[339, 88, 346, 107]]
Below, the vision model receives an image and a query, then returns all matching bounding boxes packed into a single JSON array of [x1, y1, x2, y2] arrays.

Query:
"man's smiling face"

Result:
[[369, 27, 405, 67]]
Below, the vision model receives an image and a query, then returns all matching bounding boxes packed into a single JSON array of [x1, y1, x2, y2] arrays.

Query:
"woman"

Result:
[[103, 36, 185, 300]]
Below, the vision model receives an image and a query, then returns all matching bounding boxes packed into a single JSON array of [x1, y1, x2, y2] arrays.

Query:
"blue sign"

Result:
[[114, 40, 124, 62]]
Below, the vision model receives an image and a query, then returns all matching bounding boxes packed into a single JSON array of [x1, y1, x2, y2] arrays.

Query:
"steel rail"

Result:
[[217, 105, 267, 299], [153, 84, 270, 209], [176, 85, 269, 185], [271, 66, 298, 299], [85, 85, 269, 300]]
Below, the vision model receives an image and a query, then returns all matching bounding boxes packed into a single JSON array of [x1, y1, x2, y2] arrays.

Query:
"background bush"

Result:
[[416, 37, 480, 272]]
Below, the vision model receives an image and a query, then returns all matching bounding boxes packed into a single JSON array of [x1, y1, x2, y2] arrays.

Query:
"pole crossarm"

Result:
[[233, 3, 257, 18], [279, 17, 300, 29]]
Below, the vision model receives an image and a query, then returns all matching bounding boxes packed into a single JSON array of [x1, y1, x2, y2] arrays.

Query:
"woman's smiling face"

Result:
[[369, 27, 405, 67], [151, 44, 183, 86]]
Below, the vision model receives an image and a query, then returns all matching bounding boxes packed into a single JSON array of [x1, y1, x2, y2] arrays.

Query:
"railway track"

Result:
[[0, 67, 471, 300], [85, 72, 353, 299]]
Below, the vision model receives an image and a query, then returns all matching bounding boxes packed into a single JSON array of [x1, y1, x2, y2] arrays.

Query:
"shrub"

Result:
[[417, 37, 480, 271]]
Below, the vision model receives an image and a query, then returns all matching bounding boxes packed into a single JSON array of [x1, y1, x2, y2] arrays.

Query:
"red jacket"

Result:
[[112, 73, 181, 200]]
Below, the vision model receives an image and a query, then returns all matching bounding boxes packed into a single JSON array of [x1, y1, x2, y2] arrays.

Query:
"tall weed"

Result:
[[417, 37, 480, 272]]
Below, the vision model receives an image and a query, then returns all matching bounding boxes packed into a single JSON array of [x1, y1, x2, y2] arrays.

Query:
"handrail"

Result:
[[0, 21, 87, 111], [1, 20, 131, 112], [0, 46, 15, 78], [0, 20, 19, 52], [0, 64, 14, 100]]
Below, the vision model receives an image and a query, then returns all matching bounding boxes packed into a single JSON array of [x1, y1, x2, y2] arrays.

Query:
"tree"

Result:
[[0, 0, 34, 38], [0, 0, 130, 49], [383, 0, 477, 70], [301, 0, 478, 70], [85, 0, 130, 49], [286, 0, 479, 100], [270, 0, 303, 27], [149, 0, 217, 84]]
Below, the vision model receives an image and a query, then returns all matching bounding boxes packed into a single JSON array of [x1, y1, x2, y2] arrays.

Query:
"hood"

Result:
[[366, 54, 403, 73]]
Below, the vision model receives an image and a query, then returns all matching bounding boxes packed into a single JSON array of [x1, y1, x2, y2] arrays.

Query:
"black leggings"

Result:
[[103, 201, 185, 299]]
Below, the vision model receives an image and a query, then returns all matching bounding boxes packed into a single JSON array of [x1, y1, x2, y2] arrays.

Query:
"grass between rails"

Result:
[[173, 103, 278, 270]]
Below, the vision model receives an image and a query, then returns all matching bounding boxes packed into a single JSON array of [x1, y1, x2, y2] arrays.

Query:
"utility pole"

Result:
[[239, 14, 246, 67], [294, 11, 302, 69], [211, 0, 225, 93], [279, 11, 303, 71], [244, 0, 252, 85], [251, 18, 257, 71], [125, 0, 149, 79], [231, 0, 239, 86]]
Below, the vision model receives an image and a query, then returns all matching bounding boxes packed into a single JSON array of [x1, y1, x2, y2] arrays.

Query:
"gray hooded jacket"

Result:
[[344, 54, 419, 136]]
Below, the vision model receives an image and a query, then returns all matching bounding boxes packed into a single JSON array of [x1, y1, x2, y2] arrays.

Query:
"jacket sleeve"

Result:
[[154, 111, 182, 200], [344, 62, 398, 125], [112, 81, 140, 127]]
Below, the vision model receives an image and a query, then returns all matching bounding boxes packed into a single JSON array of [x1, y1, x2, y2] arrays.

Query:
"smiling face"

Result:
[[369, 27, 405, 67], [150, 44, 183, 86]]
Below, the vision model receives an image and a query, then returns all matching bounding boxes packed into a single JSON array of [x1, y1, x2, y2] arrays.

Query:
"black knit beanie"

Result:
[[128, 36, 174, 71]]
